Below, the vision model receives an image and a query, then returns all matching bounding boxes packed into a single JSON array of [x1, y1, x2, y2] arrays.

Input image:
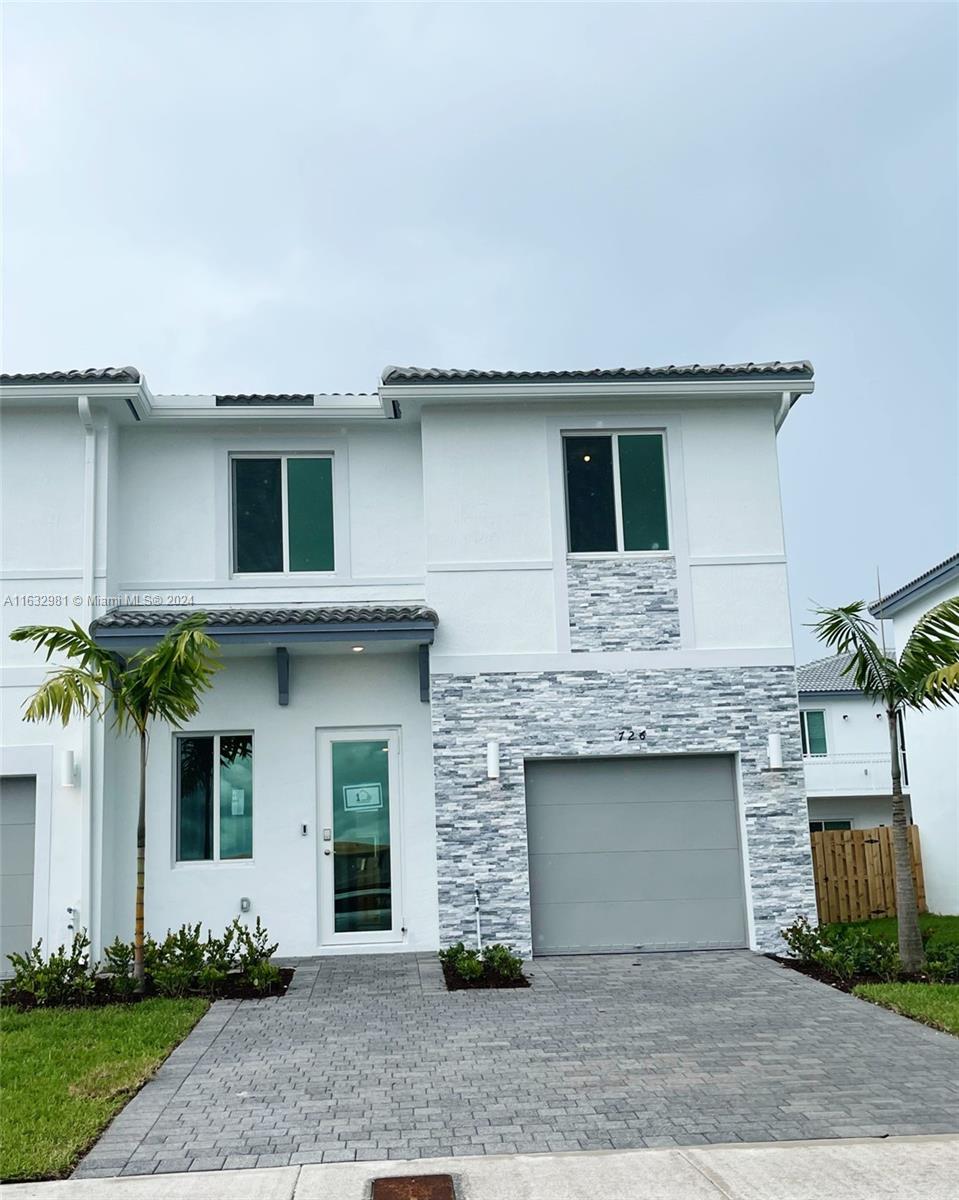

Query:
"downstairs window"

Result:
[[176, 733, 253, 862]]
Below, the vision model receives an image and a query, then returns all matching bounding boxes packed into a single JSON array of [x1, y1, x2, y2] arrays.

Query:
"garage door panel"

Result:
[[526, 755, 736, 805], [0, 873, 34, 925], [529, 847, 745, 904], [527, 799, 739, 854], [532, 898, 747, 954], [1, 823, 35, 874], [525, 755, 746, 954], [1, 777, 36, 974]]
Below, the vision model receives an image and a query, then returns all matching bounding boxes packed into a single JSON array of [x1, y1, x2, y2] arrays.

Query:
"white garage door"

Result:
[[525, 754, 748, 954], [1, 776, 36, 976]]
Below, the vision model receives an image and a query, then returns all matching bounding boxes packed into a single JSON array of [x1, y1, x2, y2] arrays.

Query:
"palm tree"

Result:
[[811, 597, 959, 971], [9, 614, 221, 988]]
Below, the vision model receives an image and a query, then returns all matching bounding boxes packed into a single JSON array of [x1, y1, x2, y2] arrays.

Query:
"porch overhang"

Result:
[[91, 605, 438, 649]]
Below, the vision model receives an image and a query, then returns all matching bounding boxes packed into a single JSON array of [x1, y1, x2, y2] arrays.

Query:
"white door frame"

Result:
[[316, 727, 404, 946]]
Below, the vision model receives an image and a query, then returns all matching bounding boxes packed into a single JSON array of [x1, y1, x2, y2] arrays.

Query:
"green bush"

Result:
[[4, 933, 96, 1007], [926, 944, 959, 983], [781, 915, 900, 982], [102, 936, 138, 998], [482, 943, 524, 980]]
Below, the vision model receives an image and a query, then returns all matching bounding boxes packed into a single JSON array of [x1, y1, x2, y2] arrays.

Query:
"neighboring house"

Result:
[[870, 553, 959, 915], [798, 653, 910, 832], [0, 359, 818, 967]]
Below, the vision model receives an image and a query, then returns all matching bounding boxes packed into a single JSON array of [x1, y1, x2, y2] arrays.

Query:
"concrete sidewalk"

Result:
[[6, 1135, 959, 1199]]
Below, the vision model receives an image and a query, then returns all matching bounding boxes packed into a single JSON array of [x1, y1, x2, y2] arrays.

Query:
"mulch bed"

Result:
[[2, 967, 294, 1010], [769, 955, 927, 994], [441, 964, 530, 991]]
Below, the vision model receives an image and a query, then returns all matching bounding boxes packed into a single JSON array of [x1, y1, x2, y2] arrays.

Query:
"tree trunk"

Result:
[[887, 708, 925, 971], [133, 729, 147, 991]]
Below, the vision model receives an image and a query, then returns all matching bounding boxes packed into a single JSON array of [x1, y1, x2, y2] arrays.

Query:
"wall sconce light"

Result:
[[61, 750, 78, 788], [486, 740, 500, 780], [767, 732, 783, 771]]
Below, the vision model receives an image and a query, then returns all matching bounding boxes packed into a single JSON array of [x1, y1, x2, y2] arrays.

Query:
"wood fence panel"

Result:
[[810, 826, 926, 924]]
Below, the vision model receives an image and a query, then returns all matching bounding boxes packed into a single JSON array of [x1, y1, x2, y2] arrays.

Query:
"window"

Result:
[[799, 709, 828, 756], [232, 455, 334, 573], [809, 819, 852, 833], [564, 433, 669, 553], [176, 734, 253, 862]]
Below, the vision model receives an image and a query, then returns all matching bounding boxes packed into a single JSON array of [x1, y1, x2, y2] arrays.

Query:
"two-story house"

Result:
[[799, 653, 911, 832], [0, 360, 818, 968], [871, 554, 959, 916]]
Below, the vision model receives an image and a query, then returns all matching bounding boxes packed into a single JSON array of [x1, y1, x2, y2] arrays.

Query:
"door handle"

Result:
[[324, 849, 331, 856]]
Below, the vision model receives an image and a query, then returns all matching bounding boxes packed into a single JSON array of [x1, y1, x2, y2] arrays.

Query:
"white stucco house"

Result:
[[870, 554, 959, 915], [1, 359, 819, 968], [799, 653, 911, 832]]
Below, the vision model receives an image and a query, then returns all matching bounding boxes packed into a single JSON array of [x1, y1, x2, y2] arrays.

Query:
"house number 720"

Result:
[[616, 727, 647, 741]]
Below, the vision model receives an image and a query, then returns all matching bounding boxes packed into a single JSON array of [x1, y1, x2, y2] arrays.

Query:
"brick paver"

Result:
[[73, 951, 959, 1177]]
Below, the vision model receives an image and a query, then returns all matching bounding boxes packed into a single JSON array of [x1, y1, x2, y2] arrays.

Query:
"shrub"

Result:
[[149, 923, 206, 998], [926, 943, 959, 983], [4, 933, 96, 1007], [439, 941, 484, 981], [781, 915, 900, 983], [102, 936, 138, 998], [781, 915, 824, 962], [482, 943, 525, 981]]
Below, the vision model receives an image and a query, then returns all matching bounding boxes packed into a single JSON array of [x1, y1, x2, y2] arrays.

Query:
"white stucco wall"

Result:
[[101, 648, 438, 956], [884, 579, 959, 914]]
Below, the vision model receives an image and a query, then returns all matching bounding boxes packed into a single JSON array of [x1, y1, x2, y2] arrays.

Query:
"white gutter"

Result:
[[774, 390, 803, 432], [77, 396, 98, 952]]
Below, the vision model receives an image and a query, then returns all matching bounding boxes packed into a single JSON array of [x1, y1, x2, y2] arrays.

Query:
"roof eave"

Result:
[[869, 557, 959, 618], [92, 620, 436, 647]]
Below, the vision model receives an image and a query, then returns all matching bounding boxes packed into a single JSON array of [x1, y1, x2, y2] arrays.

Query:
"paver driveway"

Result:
[[74, 951, 959, 1178]]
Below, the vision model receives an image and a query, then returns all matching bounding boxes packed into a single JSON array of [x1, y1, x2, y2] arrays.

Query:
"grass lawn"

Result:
[[854, 983, 959, 1036], [824, 913, 959, 949], [0, 998, 208, 1182]]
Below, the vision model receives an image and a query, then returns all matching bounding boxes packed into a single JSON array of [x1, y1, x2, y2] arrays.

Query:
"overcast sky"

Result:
[[3, 2, 956, 659]]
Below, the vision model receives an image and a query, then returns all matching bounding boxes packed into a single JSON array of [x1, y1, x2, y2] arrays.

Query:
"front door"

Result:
[[317, 729, 402, 945]]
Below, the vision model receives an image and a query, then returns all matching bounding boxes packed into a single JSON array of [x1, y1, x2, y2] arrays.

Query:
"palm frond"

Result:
[[122, 614, 221, 731], [809, 602, 899, 703], [898, 596, 959, 709], [21, 668, 103, 725], [10, 621, 122, 676]]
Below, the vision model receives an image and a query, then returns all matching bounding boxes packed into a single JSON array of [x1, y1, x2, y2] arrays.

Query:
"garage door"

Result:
[[1, 776, 36, 976], [525, 755, 747, 954]]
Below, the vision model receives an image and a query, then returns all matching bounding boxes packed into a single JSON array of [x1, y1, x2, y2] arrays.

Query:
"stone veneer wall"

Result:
[[566, 556, 680, 651], [430, 665, 815, 957]]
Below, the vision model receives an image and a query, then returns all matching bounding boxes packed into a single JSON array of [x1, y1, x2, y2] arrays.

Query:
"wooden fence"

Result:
[[810, 825, 926, 924]]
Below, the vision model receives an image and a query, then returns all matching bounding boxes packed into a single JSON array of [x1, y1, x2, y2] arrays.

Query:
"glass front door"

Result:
[[318, 729, 401, 944]]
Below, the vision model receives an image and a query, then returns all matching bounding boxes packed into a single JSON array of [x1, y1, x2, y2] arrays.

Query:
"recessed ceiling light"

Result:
[[583, 454, 591, 462], [352, 645, 364, 653]]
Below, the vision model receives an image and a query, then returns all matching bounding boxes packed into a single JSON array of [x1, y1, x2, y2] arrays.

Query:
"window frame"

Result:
[[563, 430, 671, 556], [799, 708, 828, 757], [230, 451, 335, 576], [174, 730, 254, 865]]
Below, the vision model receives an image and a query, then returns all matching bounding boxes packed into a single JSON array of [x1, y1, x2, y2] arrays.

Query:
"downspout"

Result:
[[77, 396, 97, 949]]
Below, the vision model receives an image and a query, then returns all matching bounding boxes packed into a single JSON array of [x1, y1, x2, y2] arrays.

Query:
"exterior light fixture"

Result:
[[486, 740, 501, 780], [767, 732, 783, 771], [583, 454, 591, 462], [61, 750, 78, 788], [351, 646, 364, 653]]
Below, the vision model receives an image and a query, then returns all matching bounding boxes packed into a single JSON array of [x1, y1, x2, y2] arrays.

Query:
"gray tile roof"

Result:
[[215, 394, 315, 406], [869, 551, 959, 618], [94, 605, 438, 630], [796, 653, 861, 694], [0, 366, 141, 385], [380, 360, 814, 385]]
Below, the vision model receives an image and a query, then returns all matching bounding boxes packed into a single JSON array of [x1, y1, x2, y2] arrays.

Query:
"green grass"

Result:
[[853, 982, 959, 1036], [824, 913, 959, 949], [0, 998, 208, 1182]]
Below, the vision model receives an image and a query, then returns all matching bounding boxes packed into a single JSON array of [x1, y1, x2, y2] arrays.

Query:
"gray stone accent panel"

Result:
[[567, 555, 680, 651], [430, 665, 815, 957]]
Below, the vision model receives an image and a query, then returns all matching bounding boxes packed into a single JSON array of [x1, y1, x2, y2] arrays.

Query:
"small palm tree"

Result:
[[811, 597, 959, 971], [9, 614, 221, 989]]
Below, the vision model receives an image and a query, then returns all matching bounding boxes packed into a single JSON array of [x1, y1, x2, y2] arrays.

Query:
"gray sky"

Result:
[[3, 2, 957, 659]]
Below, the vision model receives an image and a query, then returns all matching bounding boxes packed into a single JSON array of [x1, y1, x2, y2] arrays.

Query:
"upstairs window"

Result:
[[232, 454, 334, 573], [176, 733, 253, 862], [564, 433, 669, 553], [800, 709, 828, 756]]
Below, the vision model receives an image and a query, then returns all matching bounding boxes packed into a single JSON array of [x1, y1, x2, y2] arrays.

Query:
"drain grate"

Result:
[[371, 1175, 456, 1200]]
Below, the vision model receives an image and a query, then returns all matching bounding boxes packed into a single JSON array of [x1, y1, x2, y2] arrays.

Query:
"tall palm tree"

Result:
[[9, 614, 221, 988], [811, 597, 959, 971]]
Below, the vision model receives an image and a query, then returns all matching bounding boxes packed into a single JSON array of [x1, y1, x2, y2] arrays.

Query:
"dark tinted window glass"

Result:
[[288, 457, 334, 572], [177, 737, 214, 861], [233, 458, 282, 572], [619, 435, 669, 551], [565, 436, 616, 552], [219, 735, 253, 860]]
